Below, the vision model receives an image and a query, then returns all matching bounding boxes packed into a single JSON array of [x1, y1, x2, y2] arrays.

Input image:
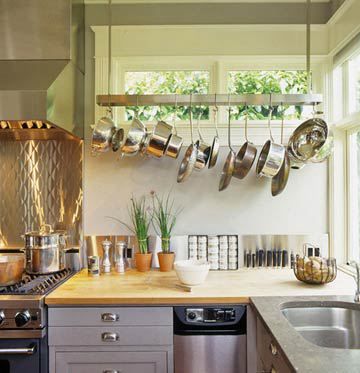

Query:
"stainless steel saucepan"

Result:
[[219, 96, 236, 191], [194, 111, 211, 170], [208, 95, 220, 169], [165, 95, 184, 159], [177, 95, 199, 183], [233, 107, 257, 180], [121, 117, 147, 157], [91, 110, 117, 154], [256, 103, 285, 178], [146, 120, 173, 158], [271, 110, 291, 196]]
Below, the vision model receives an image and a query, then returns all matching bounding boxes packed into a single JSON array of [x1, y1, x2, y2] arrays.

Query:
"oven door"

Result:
[[0, 339, 40, 373]]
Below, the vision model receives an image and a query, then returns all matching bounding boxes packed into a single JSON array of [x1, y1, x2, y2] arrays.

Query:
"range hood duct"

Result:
[[0, 0, 84, 140]]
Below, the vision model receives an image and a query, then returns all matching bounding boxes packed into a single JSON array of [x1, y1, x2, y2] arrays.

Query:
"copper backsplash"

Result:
[[0, 138, 83, 248]]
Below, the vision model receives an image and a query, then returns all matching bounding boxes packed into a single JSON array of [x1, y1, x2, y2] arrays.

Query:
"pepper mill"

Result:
[[102, 239, 112, 273], [115, 241, 126, 274]]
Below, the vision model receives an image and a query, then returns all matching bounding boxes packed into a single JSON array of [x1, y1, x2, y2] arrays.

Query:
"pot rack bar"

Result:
[[96, 94, 323, 107]]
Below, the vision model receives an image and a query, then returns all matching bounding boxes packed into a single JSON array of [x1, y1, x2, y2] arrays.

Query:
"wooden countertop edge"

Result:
[[45, 296, 251, 306]]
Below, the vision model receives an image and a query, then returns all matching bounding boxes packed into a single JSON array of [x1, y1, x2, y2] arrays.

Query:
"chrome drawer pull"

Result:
[[101, 332, 119, 342], [103, 370, 121, 373], [0, 344, 36, 355], [101, 313, 119, 322]]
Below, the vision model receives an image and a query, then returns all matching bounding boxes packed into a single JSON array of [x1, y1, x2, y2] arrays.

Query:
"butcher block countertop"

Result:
[[45, 268, 355, 306]]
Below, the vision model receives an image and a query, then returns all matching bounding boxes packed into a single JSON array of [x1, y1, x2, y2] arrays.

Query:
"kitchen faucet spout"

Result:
[[348, 261, 360, 303]]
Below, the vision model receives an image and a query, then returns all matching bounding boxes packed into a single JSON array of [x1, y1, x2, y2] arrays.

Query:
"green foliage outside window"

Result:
[[124, 70, 308, 122], [228, 70, 308, 120], [125, 71, 210, 121]]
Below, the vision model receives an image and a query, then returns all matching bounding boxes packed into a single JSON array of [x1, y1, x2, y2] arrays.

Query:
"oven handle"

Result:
[[0, 344, 36, 355]]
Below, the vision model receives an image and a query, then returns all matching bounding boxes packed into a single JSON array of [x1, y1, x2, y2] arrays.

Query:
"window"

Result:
[[124, 71, 210, 121], [332, 66, 343, 122], [228, 70, 309, 120], [348, 128, 360, 262], [348, 53, 360, 114]]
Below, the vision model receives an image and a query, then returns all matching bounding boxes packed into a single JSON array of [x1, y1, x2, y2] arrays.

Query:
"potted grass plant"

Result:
[[110, 196, 152, 272], [151, 192, 182, 272]]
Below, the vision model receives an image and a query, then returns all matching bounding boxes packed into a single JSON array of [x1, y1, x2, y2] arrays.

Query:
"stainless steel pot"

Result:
[[146, 120, 173, 158], [24, 225, 65, 274], [256, 108, 285, 178], [194, 115, 211, 170], [165, 100, 183, 159], [91, 115, 116, 154], [233, 111, 257, 180], [121, 118, 147, 157], [0, 254, 25, 286], [288, 117, 328, 162]]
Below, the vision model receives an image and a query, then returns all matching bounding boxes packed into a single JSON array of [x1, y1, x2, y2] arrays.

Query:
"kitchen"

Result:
[[0, 0, 359, 372]]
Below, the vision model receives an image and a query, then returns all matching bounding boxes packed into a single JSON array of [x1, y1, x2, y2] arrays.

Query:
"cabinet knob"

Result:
[[101, 332, 119, 342], [103, 370, 121, 373], [101, 313, 119, 322], [269, 342, 278, 356], [271, 367, 278, 373]]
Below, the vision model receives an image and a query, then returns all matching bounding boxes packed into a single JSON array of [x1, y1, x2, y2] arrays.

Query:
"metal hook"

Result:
[[244, 104, 249, 143], [280, 102, 284, 145], [213, 93, 219, 138], [227, 93, 234, 152], [189, 94, 194, 144], [173, 94, 178, 135], [268, 94, 274, 143]]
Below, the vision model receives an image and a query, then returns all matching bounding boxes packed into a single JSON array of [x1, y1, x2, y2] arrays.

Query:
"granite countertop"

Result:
[[251, 295, 360, 373]]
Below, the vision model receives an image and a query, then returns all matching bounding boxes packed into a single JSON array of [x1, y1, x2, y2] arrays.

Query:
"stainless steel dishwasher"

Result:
[[174, 305, 247, 373]]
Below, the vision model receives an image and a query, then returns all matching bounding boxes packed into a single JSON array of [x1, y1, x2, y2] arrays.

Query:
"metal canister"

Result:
[[87, 256, 100, 276]]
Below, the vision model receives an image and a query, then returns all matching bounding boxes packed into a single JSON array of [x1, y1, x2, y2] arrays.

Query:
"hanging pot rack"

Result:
[[96, 93, 322, 108]]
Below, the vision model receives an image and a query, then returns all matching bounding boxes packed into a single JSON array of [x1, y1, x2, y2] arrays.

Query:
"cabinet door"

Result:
[[55, 351, 167, 373]]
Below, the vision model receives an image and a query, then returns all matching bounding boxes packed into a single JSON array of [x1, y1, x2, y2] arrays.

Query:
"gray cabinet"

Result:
[[56, 351, 167, 373], [256, 317, 294, 373], [48, 307, 173, 373]]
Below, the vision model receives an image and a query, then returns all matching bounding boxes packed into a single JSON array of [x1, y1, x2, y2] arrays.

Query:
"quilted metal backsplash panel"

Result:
[[0, 139, 83, 248]]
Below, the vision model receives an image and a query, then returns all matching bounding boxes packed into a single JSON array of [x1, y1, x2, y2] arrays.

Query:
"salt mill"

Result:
[[115, 241, 126, 274], [102, 239, 112, 273]]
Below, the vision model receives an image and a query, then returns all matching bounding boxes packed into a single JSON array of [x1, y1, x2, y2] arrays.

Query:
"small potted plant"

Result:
[[151, 192, 182, 272], [111, 196, 152, 272]]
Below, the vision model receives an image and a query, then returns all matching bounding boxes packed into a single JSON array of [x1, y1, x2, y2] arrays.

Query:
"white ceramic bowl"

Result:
[[174, 259, 210, 286]]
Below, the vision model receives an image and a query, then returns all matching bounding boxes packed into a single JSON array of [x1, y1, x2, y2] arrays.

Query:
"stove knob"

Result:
[[15, 310, 31, 327], [188, 312, 197, 320], [0, 310, 5, 325]]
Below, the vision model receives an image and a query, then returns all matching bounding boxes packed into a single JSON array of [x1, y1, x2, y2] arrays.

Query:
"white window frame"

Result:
[[95, 54, 325, 146], [329, 48, 360, 264]]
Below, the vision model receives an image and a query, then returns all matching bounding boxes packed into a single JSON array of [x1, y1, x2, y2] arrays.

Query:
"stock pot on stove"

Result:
[[24, 224, 66, 274]]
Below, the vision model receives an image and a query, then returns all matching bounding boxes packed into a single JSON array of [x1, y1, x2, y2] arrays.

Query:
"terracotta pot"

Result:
[[158, 252, 175, 272], [135, 252, 152, 272]]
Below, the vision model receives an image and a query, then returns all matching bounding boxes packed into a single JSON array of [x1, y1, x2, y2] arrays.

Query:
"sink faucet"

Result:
[[347, 261, 360, 303]]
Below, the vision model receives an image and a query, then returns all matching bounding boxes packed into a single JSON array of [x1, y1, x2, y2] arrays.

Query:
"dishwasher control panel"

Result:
[[185, 307, 236, 323]]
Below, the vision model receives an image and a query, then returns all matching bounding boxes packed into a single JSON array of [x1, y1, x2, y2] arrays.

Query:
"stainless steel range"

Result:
[[0, 268, 73, 373]]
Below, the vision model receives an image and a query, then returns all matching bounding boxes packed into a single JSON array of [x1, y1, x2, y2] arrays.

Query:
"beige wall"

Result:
[[84, 148, 328, 235]]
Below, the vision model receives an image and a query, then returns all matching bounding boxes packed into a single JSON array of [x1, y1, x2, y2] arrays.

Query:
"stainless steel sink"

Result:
[[281, 305, 360, 349]]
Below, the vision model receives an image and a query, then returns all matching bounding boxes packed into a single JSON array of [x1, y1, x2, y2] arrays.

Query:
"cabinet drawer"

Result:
[[49, 326, 173, 347], [49, 307, 172, 327], [257, 319, 292, 373], [55, 351, 167, 373]]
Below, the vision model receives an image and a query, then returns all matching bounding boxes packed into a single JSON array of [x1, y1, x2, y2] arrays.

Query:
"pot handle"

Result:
[[40, 224, 53, 234]]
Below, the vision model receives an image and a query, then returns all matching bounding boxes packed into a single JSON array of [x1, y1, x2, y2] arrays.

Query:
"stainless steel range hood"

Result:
[[0, 0, 84, 140]]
